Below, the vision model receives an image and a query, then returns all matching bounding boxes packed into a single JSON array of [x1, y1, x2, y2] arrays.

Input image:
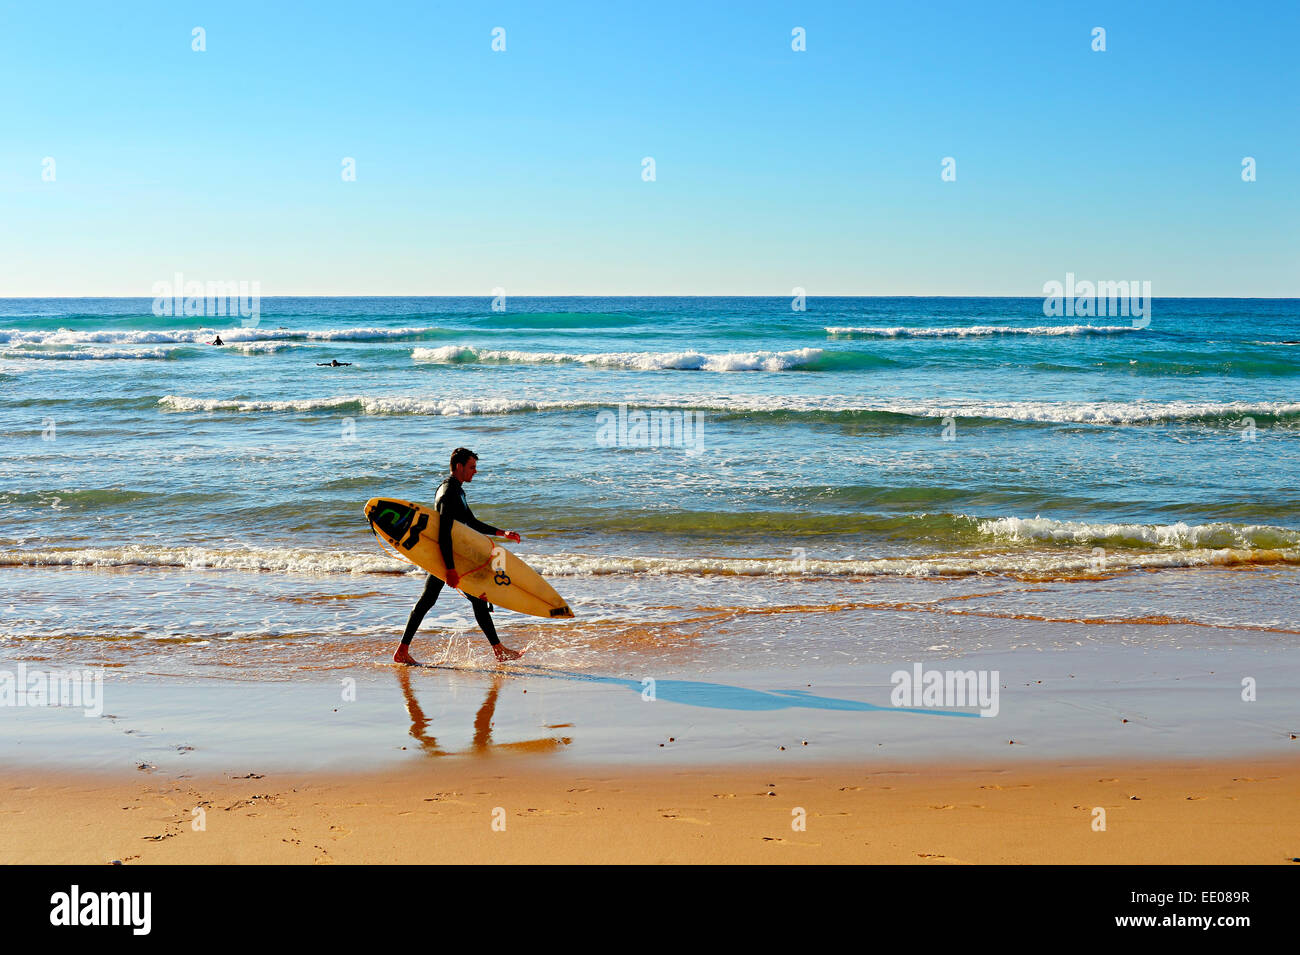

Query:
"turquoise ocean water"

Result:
[[2, 296, 1298, 678]]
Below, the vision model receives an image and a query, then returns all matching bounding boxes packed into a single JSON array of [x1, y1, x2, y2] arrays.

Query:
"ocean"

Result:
[[2, 296, 1298, 685]]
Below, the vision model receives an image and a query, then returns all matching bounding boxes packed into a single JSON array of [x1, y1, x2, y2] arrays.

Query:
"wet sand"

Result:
[[3, 758, 1297, 864], [3, 612, 1297, 864], [2, 642, 1297, 773]]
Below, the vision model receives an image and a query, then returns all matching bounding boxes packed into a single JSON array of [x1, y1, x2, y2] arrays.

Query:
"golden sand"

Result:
[[3, 758, 1297, 864]]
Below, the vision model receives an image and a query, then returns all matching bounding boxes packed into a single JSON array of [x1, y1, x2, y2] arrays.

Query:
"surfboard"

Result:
[[363, 497, 574, 619]]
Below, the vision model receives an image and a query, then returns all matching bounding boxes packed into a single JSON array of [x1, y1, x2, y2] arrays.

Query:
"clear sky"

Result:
[[1, 1, 1296, 296]]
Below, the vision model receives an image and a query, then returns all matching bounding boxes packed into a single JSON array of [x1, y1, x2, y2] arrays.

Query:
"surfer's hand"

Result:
[[446, 569, 461, 588], [502, 530, 521, 543]]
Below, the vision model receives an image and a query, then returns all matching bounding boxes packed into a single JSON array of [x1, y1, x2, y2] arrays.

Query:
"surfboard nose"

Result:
[[364, 498, 415, 538]]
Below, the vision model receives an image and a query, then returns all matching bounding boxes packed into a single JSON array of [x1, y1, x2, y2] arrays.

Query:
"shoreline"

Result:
[[5, 756, 1297, 864], [2, 640, 1298, 773]]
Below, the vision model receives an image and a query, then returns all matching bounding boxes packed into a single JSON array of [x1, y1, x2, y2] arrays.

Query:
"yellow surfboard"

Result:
[[363, 497, 574, 619]]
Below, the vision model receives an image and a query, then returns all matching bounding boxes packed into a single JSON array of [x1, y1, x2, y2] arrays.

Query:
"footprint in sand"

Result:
[[225, 795, 282, 812], [660, 812, 710, 825]]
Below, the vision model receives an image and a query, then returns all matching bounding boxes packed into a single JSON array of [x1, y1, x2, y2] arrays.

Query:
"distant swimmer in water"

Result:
[[317, 359, 352, 367]]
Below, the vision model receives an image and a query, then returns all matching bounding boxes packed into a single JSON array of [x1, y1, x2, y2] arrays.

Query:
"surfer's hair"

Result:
[[450, 447, 478, 471]]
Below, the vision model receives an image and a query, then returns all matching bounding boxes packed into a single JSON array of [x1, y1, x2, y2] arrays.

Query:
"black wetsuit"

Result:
[[401, 475, 503, 646]]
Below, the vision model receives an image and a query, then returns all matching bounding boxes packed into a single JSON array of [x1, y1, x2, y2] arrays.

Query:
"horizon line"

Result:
[[2, 293, 1298, 301]]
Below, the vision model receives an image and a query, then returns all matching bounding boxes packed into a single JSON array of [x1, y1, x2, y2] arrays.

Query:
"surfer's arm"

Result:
[[435, 499, 457, 576], [462, 504, 502, 538]]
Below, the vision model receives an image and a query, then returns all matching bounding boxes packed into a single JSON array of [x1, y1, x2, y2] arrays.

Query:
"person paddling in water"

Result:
[[209, 334, 224, 345], [394, 447, 523, 665], [317, 359, 351, 366]]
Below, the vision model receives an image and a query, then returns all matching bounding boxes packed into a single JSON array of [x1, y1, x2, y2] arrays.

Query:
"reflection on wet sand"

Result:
[[415, 662, 977, 715], [396, 667, 572, 757], [396, 661, 974, 760]]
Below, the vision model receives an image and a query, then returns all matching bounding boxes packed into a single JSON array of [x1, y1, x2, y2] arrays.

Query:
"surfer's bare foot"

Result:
[[493, 644, 523, 662], [393, 645, 419, 665]]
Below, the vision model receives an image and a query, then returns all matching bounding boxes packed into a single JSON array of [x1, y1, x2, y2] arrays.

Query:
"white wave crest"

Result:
[[0, 325, 447, 346], [159, 394, 589, 415], [230, 341, 297, 353], [1, 347, 182, 360], [411, 345, 826, 371], [156, 392, 1300, 426], [978, 516, 1300, 550], [3, 542, 1296, 579], [0, 545, 411, 575], [825, 324, 1139, 337]]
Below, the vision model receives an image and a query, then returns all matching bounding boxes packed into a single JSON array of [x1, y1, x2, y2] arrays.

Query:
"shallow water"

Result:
[[2, 296, 1298, 676]]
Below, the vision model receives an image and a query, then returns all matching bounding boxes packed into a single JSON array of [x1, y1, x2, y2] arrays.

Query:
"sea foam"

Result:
[[157, 392, 1300, 426], [411, 345, 827, 371], [825, 324, 1139, 337]]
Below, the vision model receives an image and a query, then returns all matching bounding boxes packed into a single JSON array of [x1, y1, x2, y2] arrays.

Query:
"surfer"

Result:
[[208, 334, 224, 345], [394, 447, 523, 665], [317, 359, 351, 366]]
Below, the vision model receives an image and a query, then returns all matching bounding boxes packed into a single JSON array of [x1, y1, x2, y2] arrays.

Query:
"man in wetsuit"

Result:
[[393, 447, 523, 664]]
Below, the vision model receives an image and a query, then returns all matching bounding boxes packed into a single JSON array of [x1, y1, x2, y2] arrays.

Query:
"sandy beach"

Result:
[[3, 0, 1297, 893], [3, 618, 1298, 866], [5, 758, 1297, 865]]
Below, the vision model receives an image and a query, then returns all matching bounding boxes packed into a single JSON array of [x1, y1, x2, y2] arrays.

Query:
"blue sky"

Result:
[[2, 1, 1296, 295]]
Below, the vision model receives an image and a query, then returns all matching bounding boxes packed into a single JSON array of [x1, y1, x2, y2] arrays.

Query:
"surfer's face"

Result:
[[453, 458, 477, 482]]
